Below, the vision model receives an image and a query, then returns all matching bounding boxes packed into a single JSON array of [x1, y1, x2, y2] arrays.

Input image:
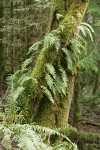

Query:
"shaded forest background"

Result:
[[0, 0, 100, 150]]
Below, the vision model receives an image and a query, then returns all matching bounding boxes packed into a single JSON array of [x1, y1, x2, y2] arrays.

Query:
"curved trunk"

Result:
[[29, 0, 89, 128], [34, 76, 75, 128]]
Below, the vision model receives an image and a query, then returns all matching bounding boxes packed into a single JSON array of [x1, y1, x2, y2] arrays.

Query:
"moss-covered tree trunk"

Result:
[[29, 0, 89, 128]]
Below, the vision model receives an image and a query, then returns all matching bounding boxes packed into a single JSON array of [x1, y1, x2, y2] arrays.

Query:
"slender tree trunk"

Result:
[[93, 72, 100, 95], [29, 0, 89, 128], [0, 1, 4, 92], [73, 75, 81, 130]]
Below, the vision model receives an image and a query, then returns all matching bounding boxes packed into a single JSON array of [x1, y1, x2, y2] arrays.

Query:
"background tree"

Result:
[[0, 0, 4, 93], [71, 1, 100, 146]]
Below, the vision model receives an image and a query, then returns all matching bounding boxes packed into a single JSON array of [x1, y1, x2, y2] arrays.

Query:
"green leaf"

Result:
[[59, 25, 65, 32], [41, 86, 54, 103], [44, 33, 61, 51], [13, 86, 24, 101], [62, 48, 73, 70], [28, 41, 42, 54], [45, 74, 54, 90], [56, 13, 64, 20], [22, 58, 32, 70], [46, 63, 56, 79]]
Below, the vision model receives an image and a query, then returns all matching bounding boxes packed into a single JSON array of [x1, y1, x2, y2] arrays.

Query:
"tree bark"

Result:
[[93, 72, 100, 95], [0, 1, 4, 92], [29, 0, 89, 128], [73, 75, 81, 130]]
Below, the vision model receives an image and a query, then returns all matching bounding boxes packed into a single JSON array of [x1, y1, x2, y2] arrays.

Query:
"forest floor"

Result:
[[81, 105, 100, 133], [69, 105, 100, 133], [69, 105, 100, 149]]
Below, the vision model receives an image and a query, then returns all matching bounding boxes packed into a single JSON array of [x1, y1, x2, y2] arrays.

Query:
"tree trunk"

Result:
[[28, 0, 89, 128], [93, 72, 100, 95], [0, 1, 4, 92], [73, 75, 81, 130]]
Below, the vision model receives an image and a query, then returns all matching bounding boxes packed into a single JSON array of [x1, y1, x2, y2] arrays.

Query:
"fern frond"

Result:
[[45, 74, 54, 90], [77, 52, 98, 72], [21, 58, 32, 70], [71, 38, 84, 54], [59, 67, 67, 88], [28, 41, 43, 54], [46, 63, 56, 79], [77, 25, 87, 36], [0, 124, 77, 150], [54, 76, 63, 95], [62, 48, 73, 70], [81, 22, 94, 33], [11, 124, 52, 150], [56, 13, 64, 20], [78, 22, 94, 42], [41, 86, 54, 103], [44, 33, 61, 51]]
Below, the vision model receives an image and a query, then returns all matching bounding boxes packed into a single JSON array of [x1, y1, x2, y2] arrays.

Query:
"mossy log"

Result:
[[64, 127, 100, 144], [82, 121, 100, 127]]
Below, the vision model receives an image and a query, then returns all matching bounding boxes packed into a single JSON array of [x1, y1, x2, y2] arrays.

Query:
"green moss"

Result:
[[47, 0, 66, 32], [34, 98, 56, 128], [31, 46, 47, 80]]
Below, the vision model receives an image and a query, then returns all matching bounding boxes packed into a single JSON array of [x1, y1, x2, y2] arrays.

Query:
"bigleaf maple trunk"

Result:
[[28, 0, 89, 128]]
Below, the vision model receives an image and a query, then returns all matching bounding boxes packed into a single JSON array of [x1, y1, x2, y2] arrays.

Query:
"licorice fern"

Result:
[[77, 22, 94, 42], [42, 64, 68, 103], [67, 22, 98, 74], [44, 33, 61, 51], [71, 22, 94, 57]]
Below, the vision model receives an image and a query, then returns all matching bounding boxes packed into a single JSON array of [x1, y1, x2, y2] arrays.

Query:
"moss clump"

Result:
[[34, 98, 56, 128]]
